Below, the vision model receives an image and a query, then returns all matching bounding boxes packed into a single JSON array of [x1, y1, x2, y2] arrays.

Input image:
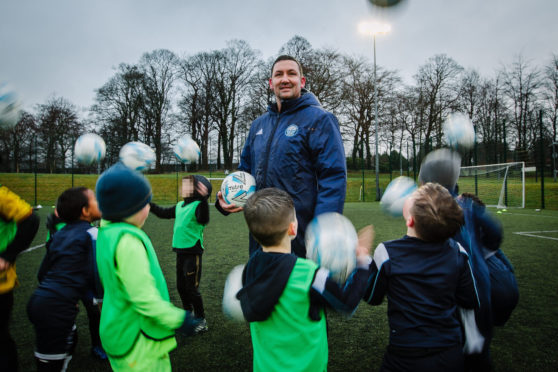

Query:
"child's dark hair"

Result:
[[243, 188, 295, 247], [412, 183, 464, 242], [56, 187, 89, 223]]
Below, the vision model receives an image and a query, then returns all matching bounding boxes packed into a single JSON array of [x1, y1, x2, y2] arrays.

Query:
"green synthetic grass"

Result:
[[9, 203, 558, 371]]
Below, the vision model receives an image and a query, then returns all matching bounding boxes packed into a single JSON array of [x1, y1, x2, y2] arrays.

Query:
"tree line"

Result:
[[1, 36, 557, 174]]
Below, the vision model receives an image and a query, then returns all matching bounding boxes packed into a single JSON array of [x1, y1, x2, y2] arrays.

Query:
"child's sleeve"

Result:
[[0, 186, 33, 223], [115, 234, 185, 330], [149, 202, 176, 219], [0, 185, 39, 263], [475, 204, 503, 251], [362, 243, 389, 305], [195, 199, 210, 225], [310, 254, 372, 315], [456, 244, 481, 310], [87, 227, 104, 301]]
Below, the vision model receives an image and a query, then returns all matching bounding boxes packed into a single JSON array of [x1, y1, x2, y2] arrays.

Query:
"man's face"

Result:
[[269, 60, 306, 102]]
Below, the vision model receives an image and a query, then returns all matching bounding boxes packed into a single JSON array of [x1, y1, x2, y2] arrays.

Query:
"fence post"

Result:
[[361, 141, 365, 202], [539, 111, 545, 209], [34, 137, 37, 206]]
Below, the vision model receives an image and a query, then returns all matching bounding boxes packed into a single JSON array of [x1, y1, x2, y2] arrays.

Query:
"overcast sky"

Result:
[[1, 0, 557, 113]]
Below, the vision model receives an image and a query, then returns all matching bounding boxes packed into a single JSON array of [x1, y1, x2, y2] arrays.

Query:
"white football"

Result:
[[119, 141, 156, 172], [443, 113, 476, 150], [380, 176, 417, 217], [222, 264, 245, 322], [0, 82, 22, 130], [74, 133, 106, 165], [305, 212, 358, 284], [220, 171, 256, 207], [173, 135, 200, 163]]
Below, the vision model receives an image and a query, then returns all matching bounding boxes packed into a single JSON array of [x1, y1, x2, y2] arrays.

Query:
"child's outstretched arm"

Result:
[[309, 225, 374, 317], [362, 241, 390, 306], [194, 196, 210, 225], [149, 202, 176, 219]]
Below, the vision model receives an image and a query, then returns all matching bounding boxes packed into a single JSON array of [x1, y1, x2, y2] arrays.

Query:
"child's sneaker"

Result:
[[194, 318, 208, 334], [91, 346, 108, 360]]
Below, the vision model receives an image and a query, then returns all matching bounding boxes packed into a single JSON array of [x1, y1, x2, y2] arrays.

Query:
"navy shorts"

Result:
[[27, 294, 78, 359], [381, 344, 464, 372]]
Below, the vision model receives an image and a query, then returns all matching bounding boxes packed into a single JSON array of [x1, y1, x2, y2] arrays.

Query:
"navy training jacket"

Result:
[[363, 236, 479, 348], [239, 90, 347, 257]]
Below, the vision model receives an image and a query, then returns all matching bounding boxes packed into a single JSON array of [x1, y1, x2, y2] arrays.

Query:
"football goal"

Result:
[[458, 162, 525, 208]]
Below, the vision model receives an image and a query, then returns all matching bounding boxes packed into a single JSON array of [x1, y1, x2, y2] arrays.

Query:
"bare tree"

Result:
[[303, 48, 344, 114], [542, 54, 558, 142], [340, 56, 375, 169], [413, 54, 463, 151], [93, 63, 145, 162], [472, 76, 509, 164], [279, 36, 344, 114], [0, 111, 36, 172], [177, 51, 221, 168], [139, 49, 179, 172], [501, 54, 542, 159], [340, 55, 399, 170], [211, 40, 261, 169], [36, 97, 80, 173], [278, 35, 312, 67]]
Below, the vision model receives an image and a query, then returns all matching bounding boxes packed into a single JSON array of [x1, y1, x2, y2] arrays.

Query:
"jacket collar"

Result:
[[268, 89, 320, 114]]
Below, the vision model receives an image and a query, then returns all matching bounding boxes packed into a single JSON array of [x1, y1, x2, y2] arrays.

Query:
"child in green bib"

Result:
[[150, 175, 212, 333], [95, 163, 200, 372], [238, 188, 374, 372]]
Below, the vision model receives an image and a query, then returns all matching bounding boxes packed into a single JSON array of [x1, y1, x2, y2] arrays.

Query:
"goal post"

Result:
[[458, 162, 525, 208]]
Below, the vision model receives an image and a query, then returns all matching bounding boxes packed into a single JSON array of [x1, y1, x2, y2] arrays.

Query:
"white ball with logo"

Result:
[[220, 171, 256, 207]]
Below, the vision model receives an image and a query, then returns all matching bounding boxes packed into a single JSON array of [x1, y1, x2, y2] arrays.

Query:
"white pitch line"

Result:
[[513, 230, 558, 241], [498, 212, 558, 219], [22, 243, 45, 253]]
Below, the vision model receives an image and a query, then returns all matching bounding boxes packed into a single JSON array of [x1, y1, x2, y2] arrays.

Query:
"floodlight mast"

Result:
[[358, 21, 391, 200]]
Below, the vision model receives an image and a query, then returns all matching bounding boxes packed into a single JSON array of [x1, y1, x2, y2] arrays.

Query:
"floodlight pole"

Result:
[[374, 34, 380, 201]]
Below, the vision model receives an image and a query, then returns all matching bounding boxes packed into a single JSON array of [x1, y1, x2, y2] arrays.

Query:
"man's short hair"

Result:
[[411, 183, 464, 242], [243, 188, 295, 247], [56, 187, 89, 223], [271, 55, 303, 76]]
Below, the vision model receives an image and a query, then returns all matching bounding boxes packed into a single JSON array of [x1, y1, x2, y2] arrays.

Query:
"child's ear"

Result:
[[287, 221, 297, 237], [406, 215, 415, 228], [82, 205, 91, 219]]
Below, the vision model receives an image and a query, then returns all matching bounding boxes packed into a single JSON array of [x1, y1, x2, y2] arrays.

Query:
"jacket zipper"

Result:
[[261, 113, 281, 187]]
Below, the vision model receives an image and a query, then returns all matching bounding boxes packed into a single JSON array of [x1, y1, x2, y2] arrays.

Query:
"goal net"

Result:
[[458, 162, 525, 208]]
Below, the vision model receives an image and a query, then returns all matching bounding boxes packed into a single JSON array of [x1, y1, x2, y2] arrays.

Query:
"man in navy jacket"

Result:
[[216, 55, 347, 258]]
